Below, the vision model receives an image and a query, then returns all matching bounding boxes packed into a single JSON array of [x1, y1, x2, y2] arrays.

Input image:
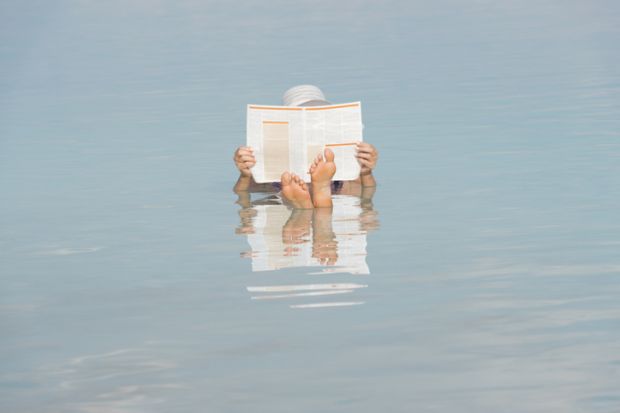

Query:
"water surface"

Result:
[[1, 1, 619, 412]]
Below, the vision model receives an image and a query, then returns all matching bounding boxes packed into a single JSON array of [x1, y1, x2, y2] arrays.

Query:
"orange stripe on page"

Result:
[[305, 103, 360, 111], [262, 121, 289, 124], [325, 142, 358, 147], [249, 105, 303, 111]]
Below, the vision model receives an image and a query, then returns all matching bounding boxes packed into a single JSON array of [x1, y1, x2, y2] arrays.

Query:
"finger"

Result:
[[357, 158, 374, 169], [236, 149, 253, 158], [358, 142, 377, 152], [239, 155, 255, 162], [356, 150, 374, 158], [356, 146, 375, 156], [356, 152, 373, 160], [243, 161, 255, 168]]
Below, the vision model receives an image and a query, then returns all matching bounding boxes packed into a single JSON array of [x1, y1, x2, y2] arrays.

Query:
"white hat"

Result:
[[282, 84, 330, 107]]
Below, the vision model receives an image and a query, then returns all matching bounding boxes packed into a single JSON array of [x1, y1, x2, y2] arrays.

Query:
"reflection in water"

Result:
[[235, 187, 379, 308]]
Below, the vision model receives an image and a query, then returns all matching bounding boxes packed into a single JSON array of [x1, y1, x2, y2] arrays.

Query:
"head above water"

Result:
[[282, 84, 331, 107]]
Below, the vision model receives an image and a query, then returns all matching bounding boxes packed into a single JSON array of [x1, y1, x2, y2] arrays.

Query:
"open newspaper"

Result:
[[246, 102, 363, 183]]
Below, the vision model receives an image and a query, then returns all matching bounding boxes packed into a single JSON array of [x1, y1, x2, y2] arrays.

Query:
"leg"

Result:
[[280, 172, 314, 209], [309, 148, 336, 208]]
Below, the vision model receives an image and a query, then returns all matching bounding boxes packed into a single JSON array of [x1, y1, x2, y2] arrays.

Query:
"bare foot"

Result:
[[281, 172, 313, 209], [309, 148, 336, 208]]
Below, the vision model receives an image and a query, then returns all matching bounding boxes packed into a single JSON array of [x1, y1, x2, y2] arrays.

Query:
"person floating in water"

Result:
[[233, 85, 379, 208]]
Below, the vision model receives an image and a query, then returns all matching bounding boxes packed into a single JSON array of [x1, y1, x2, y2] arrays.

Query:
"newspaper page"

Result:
[[246, 102, 363, 183]]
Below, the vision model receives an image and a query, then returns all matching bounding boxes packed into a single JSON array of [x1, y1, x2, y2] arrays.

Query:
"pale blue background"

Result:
[[1, 1, 619, 412]]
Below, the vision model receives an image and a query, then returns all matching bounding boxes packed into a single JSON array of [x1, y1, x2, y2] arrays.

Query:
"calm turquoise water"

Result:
[[2, 1, 620, 412]]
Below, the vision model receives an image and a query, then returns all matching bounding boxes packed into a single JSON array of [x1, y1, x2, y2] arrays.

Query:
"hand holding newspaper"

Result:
[[246, 102, 363, 183]]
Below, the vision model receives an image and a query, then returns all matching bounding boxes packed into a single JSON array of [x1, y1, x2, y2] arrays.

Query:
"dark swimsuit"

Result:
[[271, 180, 344, 193]]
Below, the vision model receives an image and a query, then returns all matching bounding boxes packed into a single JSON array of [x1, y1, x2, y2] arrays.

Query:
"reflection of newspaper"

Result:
[[247, 204, 312, 272], [246, 102, 363, 183], [246, 198, 369, 274]]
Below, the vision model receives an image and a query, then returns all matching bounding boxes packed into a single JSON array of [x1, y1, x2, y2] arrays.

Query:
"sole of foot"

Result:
[[309, 148, 336, 208], [281, 172, 314, 209]]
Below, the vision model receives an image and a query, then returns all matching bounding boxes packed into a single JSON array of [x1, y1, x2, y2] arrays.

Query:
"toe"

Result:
[[281, 171, 291, 185], [324, 148, 335, 162]]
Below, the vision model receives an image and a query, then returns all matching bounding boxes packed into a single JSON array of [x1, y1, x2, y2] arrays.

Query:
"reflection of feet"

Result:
[[282, 209, 312, 256], [309, 148, 336, 208], [281, 172, 313, 209], [312, 208, 338, 265], [282, 209, 313, 249]]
